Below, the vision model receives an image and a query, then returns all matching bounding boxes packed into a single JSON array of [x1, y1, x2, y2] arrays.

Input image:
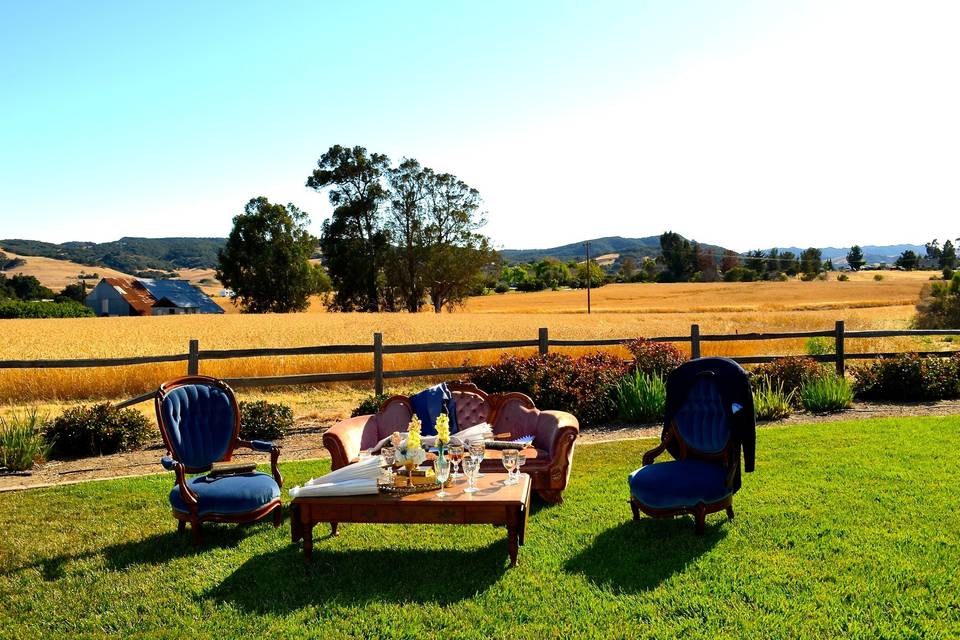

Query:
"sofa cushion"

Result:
[[628, 459, 732, 510], [169, 472, 280, 516]]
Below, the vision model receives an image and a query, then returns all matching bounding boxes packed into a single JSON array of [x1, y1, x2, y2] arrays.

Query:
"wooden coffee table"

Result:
[[290, 473, 531, 566]]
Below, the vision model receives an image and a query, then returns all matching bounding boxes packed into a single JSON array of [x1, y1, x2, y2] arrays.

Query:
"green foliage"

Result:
[[895, 250, 918, 270], [351, 393, 391, 417], [0, 237, 225, 272], [0, 299, 94, 318], [944, 267, 955, 281], [836, 273, 849, 281], [624, 338, 685, 376], [914, 274, 960, 329], [55, 282, 87, 303], [751, 377, 794, 421], [846, 245, 865, 270], [472, 352, 628, 426], [800, 374, 853, 413], [723, 266, 757, 282], [615, 370, 666, 423], [852, 354, 960, 401], [238, 401, 293, 441], [873, 273, 884, 281], [493, 282, 509, 294], [752, 356, 828, 401], [3, 274, 54, 300], [799, 247, 823, 275], [658, 231, 696, 282], [804, 337, 834, 356], [940, 239, 957, 270], [217, 197, 323, 313], [44, 403, 153, 459], [0, 410, 51, 471]]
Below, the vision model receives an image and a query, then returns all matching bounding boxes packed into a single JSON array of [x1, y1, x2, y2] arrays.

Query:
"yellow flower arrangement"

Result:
[[407, 415, 422, 449], [436, 413, 450, 446]]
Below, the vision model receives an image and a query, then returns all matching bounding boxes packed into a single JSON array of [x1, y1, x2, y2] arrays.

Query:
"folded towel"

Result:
[[289, 479, 379, 498]]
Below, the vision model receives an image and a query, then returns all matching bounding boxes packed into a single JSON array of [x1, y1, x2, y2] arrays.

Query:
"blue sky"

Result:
[[1, 1, 958, 251]]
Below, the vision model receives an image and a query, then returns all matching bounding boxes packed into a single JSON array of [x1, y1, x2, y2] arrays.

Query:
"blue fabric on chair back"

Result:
[[674, 376, 730, 454], [409, 383, 459, 436], [160, 383, 236, 469]]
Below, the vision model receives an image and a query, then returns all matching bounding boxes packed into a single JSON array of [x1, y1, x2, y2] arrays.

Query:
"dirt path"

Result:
[[3, 399, 959, 493]]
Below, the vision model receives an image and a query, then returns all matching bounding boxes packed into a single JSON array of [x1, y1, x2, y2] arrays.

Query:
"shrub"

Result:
[[494, 282, 509, 294], [0, 300, 94, 319], [874, 274, 884, 281], [805, 337, 834, 356], [752, 356, 828, 399], [239, 400, 293, 440], [624, 338, 685, 376], [944, 268, 954, 281], [0, 410, 51, 471], [837, 273, 849, 282], [45, 403, 153, 459], [351, 393, 391, 417], [914, 275, 960, 329], [471, 352, 628, 426], [615, 371, 666, 423], [852, 354, 960, 401], [752, 377, 794, 421], [800, 374, 853, 413]]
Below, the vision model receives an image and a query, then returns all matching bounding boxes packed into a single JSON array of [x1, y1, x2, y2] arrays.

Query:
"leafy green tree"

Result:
[[308, 145, 392, 311], [385, 158, 431, 312], [658, 232, 695, 282], [56, 282, 88, 303], [721, 250, 741, 274], [7, 274, 53, 300], [800, 247, 823, 276], [575, 260, 606, 288], [617, 256, 638, 282], [896, 250, 919, 270], [216, 197, 324, 313], [925, 239, 941, 262], [779, 251, 800, 275], [535, 258, 571, 289], [846, 245, 866, 271], [765, 248, 781, 276], [640, 256, 658, 282], [745, 250, 765, 274], [915, 274, 960, 328], [939, 239, 956, 270]]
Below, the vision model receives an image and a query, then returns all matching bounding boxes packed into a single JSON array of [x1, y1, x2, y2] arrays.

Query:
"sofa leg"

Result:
[[273, 505, 283, 528], [191, 520, 203, 546], [630, 499, 640, 521], [537, 490, 563, 505], [694, 506, 706, 535], [177, 519, 186, 534], [726, 505, 735, 521]]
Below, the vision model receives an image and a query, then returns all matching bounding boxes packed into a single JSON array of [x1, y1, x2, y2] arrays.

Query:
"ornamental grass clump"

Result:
[[752, 377, 794, 421], [615, 371, 666, 423], [0, 410, 52, 471], [752, 356, 828, 405], [800, 374, 853, 413]]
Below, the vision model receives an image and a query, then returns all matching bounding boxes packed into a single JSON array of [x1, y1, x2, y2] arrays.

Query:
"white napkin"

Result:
[[288, 455, 383, 497], [370, 422, 494, 452]]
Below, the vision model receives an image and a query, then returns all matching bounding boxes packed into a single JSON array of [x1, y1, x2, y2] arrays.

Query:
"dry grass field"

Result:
[[0, 270, 952, 405], [0, 252, 133, 291]]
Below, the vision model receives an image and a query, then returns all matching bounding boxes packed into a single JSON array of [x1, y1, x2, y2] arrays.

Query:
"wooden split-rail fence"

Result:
[[0, 321, 956, 409]]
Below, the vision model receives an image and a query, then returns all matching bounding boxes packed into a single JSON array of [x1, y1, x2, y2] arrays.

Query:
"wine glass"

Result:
[[514, 450, 526, 482], [462, 455, 479, 493], [448, 443, 464, 479], [469, 441, 486, 477], [501, 449, 519, 485], [434, 457, 451, 497], [380, 445, 396, 484]]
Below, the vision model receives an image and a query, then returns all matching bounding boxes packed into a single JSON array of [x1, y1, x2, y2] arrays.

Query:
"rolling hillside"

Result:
[[0, 252, 135, 291], [0, 237, 226, 273]]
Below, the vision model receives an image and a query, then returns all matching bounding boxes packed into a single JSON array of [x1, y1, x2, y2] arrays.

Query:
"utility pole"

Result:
[[584, 241, 592, 314]]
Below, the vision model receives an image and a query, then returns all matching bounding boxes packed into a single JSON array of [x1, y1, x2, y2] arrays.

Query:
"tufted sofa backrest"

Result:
[[450, 390, 490, 428], [159, 382, 237, 469]]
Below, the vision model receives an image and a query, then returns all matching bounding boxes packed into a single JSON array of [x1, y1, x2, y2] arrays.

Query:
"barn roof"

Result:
[[136, 279, 224, 314], [101, 277, 154, 315]]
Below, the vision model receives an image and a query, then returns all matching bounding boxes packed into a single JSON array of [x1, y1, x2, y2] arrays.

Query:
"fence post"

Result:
[[835, 320, 845, 376], [690, 324, 701, 359], [538, 327, 549, 355], [373, 332, 384, 396], [187, 339, 199, 376]]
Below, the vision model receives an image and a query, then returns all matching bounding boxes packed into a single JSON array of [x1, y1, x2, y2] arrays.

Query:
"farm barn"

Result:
[[84, 277, 223, 316]]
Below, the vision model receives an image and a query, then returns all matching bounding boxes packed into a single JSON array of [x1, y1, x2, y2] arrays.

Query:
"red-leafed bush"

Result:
[[852, 354, 960, 401], [471, 352, 628, 426], [751, 356, 828, 399], [624, 339, 685, 376]]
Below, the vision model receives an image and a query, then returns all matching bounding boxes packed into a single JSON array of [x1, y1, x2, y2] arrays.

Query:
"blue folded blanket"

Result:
[[409, 383, 459, 436]]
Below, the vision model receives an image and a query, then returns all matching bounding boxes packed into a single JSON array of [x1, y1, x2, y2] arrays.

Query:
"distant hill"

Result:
[[500, 235, 731, 264], [763, 244, 926, 266], [0, 237, 226, 273]]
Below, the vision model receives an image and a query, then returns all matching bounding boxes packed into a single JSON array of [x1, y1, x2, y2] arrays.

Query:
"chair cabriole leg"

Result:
[[726, 505, 734, 520]]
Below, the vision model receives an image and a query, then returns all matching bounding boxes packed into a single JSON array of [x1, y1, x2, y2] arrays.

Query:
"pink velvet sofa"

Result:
[[322, 382, 580, 503]]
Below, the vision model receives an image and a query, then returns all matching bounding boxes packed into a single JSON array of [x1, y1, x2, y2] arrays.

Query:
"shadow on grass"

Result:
[[205, 540, 507, 610], [564, 517, 728, 593], [26, 521, 257, 581]]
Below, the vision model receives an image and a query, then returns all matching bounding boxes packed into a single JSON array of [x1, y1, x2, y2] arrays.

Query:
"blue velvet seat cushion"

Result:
[[628, 460, 733, 510], [169, 472, 280, 516]]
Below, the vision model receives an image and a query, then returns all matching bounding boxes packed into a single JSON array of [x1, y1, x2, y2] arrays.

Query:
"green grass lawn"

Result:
[[1, 417, 958, 639]]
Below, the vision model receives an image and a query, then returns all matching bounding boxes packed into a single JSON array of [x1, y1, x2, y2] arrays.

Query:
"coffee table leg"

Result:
[[303, 522, 314, 563], [330, 522, 339, 537], [290, 503, 303, 543], [507, 525, 519, 567]]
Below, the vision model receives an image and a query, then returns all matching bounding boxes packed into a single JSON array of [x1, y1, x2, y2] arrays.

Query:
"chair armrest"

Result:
[[323, 414, 377, 470], [161, 456, 198, 510], [237, 439, 283, 488], [160, 455, 177, 471], [641, 430, 672, 466]]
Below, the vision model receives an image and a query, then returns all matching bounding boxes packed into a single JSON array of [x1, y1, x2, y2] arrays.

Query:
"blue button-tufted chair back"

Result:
[[160, 383, 237, 469], [674, 376, 730, 454]]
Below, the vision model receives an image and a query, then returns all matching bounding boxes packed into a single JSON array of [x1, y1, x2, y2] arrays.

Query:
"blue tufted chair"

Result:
[[627, 358, 755, 533], [155, 376, 283, 544]]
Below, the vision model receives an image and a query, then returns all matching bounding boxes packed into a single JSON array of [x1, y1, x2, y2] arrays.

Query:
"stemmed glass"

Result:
[[469, 441, 486, 477], [448, 443, 464, 479], [514, 450, 526, 482], [380, 446, 396, 484], [434, 456, 451, 497], [501, 449, 519, 485], [462, 455, 480, 493]]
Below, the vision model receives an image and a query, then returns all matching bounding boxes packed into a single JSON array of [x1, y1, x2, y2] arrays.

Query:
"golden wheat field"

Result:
[[1, 270, 953, 404]]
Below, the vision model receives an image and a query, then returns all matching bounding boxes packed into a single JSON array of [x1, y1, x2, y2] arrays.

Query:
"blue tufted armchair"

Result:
[[628, 358, 755, 534], [155, 376, 283, 544]]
